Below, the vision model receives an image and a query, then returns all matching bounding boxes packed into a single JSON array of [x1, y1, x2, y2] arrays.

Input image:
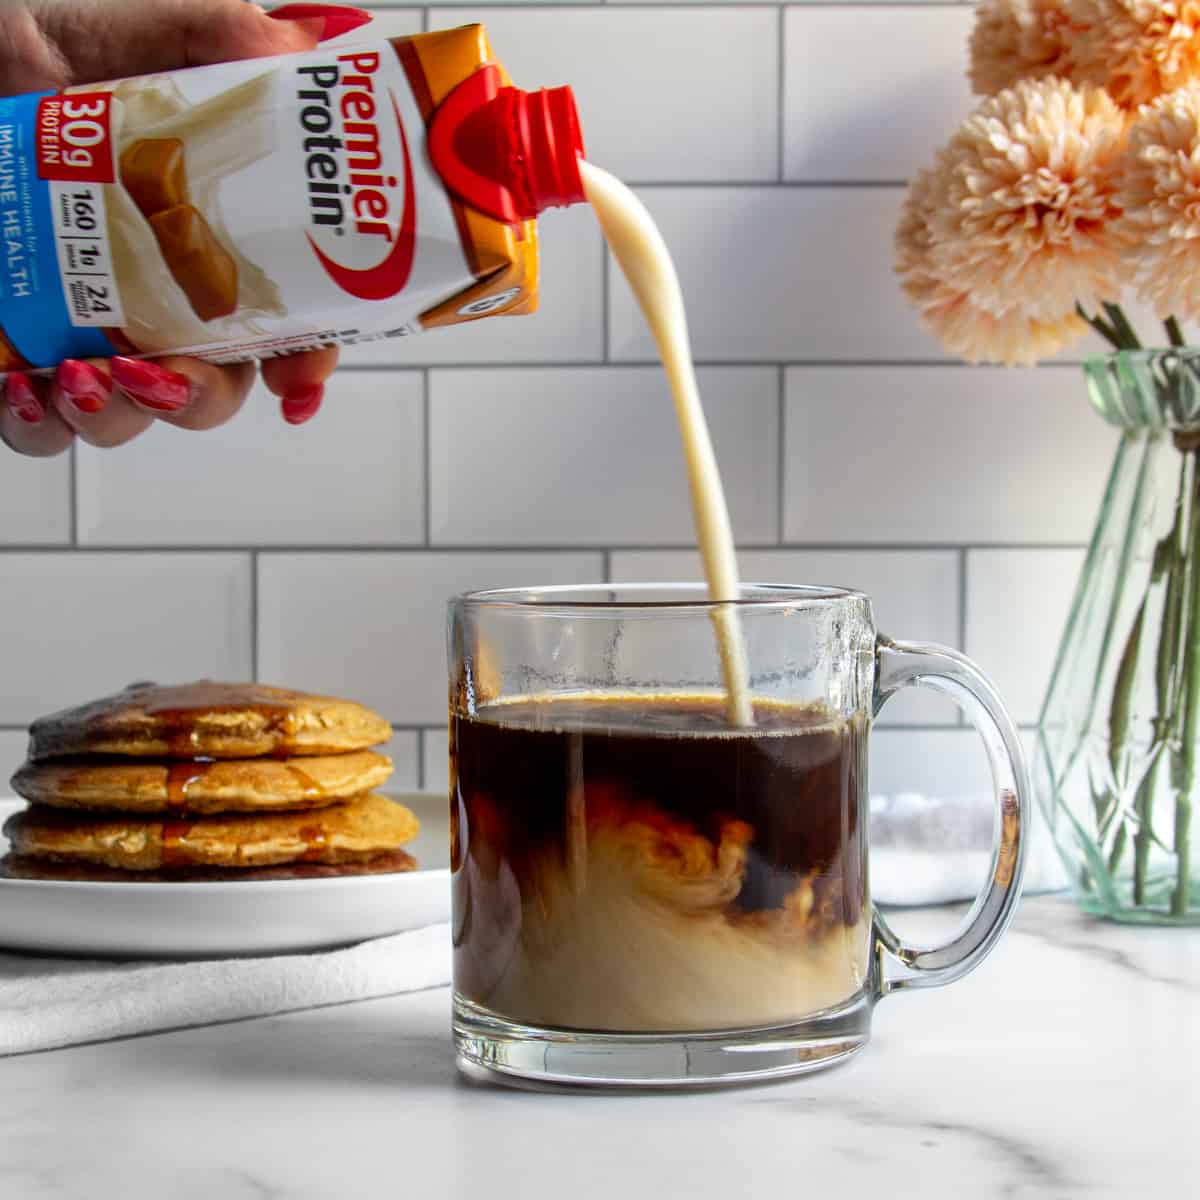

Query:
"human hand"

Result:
[[0, 0, 373, 457]]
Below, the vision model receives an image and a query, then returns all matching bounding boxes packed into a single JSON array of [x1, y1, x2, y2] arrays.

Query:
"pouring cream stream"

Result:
[[579, 161, 753, 726]]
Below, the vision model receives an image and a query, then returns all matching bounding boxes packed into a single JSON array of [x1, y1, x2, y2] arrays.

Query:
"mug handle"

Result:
[[870, 636, 1029, 995]]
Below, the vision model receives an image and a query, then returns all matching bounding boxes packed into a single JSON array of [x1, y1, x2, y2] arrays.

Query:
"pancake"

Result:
[[0, 847, 417, 882], [3, 794, 419, 871], [11, 750, 394, 814], [27, 681, 393, 760]]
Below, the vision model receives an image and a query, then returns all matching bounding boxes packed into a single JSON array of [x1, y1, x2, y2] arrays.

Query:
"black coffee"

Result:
[[451, 694, 870, 1033]]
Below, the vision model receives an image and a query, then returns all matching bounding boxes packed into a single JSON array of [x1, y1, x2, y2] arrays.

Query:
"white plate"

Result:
[[0, 792, 450, 959]]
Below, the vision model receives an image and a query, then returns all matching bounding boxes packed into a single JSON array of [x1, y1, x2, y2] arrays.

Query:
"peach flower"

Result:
[[1117, 86, 1200, 318], [896, 169, 1087, 364], [969, 0, 1080, 95], [920, 79, 1128, 324], [1067, 0, 1200, 108]]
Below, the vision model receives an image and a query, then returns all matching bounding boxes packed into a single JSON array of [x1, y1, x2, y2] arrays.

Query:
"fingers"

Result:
[[110, 356, 256, 432], [177, 1, 345, 66], [1, 373, 74, 457], [50, 359, 154, 449], [5, 344, 338, 456], [261, 346, 340, 426], [260, 347, 340, 395]]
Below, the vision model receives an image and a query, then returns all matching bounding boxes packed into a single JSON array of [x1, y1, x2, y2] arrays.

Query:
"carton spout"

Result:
[[428, 65, 587, 224]]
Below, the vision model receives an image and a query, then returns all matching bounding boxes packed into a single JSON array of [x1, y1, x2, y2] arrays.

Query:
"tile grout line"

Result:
[[416, 731, 426, 791], [615, 180, 911, 189], [68, 441, 78, 547], [339, 360, 1094, 372], [601, 242, 611, 362], [250, 550, 260, 682], [776, 364, 786, 543], [776, 5, 786, 183], [957, 546, 968, 727], [958, 546, 968, 649], [375, 3, 976, 11], [422, 369, 432, 546], [0, 541, 1092, 554], [602, 548, 613, 583]]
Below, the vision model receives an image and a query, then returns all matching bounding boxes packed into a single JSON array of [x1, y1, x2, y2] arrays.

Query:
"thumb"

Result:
[[183, 3, 377, 66], [27, 1, 371, 89]]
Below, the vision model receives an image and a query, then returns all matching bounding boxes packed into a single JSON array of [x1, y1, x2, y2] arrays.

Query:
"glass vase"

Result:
[[1036, 349, 1200, 924]]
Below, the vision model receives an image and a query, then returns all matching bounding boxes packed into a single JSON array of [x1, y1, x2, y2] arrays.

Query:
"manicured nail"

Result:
[[6, 372, 44, 424], [281, 383, 324, 426], [111, 357, 191, 412], [56, 359, 110, 415], [267, 4, 373, 41]]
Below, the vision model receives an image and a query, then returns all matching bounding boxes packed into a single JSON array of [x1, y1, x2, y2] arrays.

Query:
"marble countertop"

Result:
[[1, 895, 1195, 1199]]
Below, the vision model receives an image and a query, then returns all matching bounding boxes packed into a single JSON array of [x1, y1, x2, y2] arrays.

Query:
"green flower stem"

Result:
[[1101, 599, 1144, 876], [1132, 749, 1164, 905], [1108, 599, 1143, 781], [1172, 448, 1200, 916], [1076, 303, 1122, 349], [1076, 302, 1144, 352], [1108, 822, 1129, 876], [1131, 446, 1187, 904], [1166, 316, 1186, 348], [1102, 302, 1142, 350]]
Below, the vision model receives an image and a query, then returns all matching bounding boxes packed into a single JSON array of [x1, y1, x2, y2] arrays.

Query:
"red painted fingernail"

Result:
[[281, 383, 324, 426], [111, 357, 191, 412], [6, 372, 44, 424], [267, 4, 373, 41], [57, 359, 110, 415]]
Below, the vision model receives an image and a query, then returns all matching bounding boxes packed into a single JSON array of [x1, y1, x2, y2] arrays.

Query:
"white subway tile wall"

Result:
[[77, 373, 426, 546], [783, 7, 975, 182], [783, 366, 1117, 543], [966, 548, 1089, 726], [423, 729, 451, 797], [0, 452, 71, 545], [256, 552, 603, 724], [0, 554, 251, 723], [0, 733, 29, 798], [429, 366, 779, 544], [607, 187, 946, 362], [0, 4, 1110, 799], [378, 731, 422, 791], [356, 7, 423, 37], [440, 8, 780, 181]]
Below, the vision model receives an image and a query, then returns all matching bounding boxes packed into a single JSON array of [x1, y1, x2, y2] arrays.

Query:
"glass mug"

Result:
[[448, 584, 1027, 1087]]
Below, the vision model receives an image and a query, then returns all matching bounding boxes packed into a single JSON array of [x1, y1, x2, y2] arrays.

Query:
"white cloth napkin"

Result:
[[0, 921, 451, 1057]]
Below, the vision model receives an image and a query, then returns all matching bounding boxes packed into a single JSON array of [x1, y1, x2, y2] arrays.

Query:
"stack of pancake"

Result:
[[1, 682, 420, 881]]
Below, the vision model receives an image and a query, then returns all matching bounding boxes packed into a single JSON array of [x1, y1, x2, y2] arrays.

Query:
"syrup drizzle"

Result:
[[162, 760, 209, 865], [298, 823, 330, 862], [160, 815, 193, 866], [285, 763, 327, 801], [165, 760, 209, 809]]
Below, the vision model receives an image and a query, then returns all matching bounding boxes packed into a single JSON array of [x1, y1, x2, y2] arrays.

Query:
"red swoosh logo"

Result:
[[308, 94, 417, 300]]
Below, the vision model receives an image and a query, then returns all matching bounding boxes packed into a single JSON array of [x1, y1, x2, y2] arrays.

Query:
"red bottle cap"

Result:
[[428, 65, 587, 224]]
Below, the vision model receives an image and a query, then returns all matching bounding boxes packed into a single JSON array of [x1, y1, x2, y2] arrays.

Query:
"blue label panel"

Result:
[[0, 91, 115, 367]]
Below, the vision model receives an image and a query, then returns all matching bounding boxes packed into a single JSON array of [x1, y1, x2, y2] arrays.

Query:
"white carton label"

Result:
[[49, 180, 125, 326], [78, 42, 474, 358]]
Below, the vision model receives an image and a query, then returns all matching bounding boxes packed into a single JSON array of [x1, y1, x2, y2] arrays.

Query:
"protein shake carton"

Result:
[[0, 24, 587, 372]]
